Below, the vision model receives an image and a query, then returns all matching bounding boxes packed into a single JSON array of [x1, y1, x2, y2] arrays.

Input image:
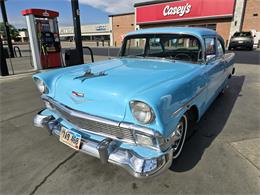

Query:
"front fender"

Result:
[[123, 66, 207, 138]]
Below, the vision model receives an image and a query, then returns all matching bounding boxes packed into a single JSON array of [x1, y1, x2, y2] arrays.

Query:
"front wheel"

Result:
[[172, 114, 188, 159]]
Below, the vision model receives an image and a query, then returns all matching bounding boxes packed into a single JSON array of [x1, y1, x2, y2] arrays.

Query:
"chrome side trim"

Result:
[[172, 87, 206, 116]]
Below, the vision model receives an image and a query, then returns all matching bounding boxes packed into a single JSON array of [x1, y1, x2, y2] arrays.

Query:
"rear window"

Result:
[[233, 32, 252, 37]]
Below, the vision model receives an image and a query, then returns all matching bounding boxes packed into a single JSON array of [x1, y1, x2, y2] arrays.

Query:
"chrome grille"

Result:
[[49, 102, 135, 142]]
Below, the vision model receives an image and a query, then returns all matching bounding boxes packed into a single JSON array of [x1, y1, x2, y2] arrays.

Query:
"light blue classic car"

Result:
[[33, 27, 235, 178]]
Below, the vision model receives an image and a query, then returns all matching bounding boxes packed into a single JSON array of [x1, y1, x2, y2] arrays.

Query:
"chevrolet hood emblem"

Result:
[[72, 91, 84, 97]]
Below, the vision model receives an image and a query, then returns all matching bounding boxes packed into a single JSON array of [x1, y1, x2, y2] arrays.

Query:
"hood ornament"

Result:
[[74, 70, 107, 82]]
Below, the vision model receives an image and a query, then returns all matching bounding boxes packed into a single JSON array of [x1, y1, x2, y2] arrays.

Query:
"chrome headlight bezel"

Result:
[[34, 78, 49, 94], [129, 101, 155, 124]]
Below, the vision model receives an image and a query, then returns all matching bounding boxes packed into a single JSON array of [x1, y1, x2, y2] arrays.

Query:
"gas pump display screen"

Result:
[[41, 32, 59, 52], [43, 33, 54, 43]]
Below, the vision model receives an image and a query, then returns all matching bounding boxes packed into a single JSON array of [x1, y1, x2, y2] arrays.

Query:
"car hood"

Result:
[[53, 58, 199, 121]]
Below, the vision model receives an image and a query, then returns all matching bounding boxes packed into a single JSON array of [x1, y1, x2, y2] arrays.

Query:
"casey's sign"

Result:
[[163, 3, 192, 17], [136, 0, 235, 24]]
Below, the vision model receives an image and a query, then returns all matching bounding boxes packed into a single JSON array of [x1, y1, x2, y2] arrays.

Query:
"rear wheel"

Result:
[[172, 114, 188, 159]]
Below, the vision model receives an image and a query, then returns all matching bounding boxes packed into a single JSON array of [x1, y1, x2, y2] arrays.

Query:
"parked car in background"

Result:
[[229, 31, 254, 50], [33, 27, 235, 178]]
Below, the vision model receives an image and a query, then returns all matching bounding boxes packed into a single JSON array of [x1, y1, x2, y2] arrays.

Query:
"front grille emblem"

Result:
[[72, 91, 84, 97]]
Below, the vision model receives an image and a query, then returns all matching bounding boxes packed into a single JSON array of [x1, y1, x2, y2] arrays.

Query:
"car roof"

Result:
[[126, 27, 217, 38]]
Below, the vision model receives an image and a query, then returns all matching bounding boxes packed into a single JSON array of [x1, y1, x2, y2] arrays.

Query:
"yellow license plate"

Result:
[[59, 128, 81, 150]]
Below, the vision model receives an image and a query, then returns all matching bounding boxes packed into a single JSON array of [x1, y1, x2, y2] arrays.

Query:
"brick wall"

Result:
[[216, 22, 232, 46], [140, 18, 232, 44], [242, 0, 260, 31], [111, 13, 135, 47]]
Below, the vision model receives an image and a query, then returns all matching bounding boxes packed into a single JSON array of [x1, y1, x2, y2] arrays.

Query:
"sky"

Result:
[[0, 0, 149, 28]]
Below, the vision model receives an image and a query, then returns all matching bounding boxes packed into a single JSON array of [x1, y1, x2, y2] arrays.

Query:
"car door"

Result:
[[204, 37, 225, 107]]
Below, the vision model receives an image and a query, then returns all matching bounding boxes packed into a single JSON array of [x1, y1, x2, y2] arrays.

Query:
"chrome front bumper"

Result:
[[34, 110, 173, 178]]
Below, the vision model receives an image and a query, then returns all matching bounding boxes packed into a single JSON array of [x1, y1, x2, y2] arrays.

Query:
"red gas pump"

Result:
[[22, 9, 63, 69]]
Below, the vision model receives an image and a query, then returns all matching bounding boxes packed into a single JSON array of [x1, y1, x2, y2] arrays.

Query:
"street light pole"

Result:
[[0, 0, 14, 58], [71, 0, 84, 64]]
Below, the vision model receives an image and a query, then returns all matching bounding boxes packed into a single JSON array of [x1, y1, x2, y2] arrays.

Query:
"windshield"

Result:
[[233, 32, 252, 37], [120, 34, 202, 63]]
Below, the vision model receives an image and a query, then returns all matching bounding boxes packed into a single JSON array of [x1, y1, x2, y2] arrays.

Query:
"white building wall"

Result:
[[59, 23, 110, 37], [229, 0, 246, 38]]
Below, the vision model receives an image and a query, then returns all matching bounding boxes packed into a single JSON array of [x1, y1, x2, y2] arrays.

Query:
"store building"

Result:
[[59, 23, 111, 43], [110, 0, 260, 47], [108, 12, 135, 47]]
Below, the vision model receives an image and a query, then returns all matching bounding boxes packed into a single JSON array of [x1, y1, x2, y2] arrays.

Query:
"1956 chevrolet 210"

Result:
[[33, 27, 235, 178]]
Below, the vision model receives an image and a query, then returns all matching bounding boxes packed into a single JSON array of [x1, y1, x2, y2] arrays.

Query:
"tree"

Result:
[[0, 22, 20, 41]]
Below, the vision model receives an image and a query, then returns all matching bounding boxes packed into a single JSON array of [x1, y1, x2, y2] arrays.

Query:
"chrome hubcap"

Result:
[[172, 115, 188, 159], [172, 121, 184, 150]]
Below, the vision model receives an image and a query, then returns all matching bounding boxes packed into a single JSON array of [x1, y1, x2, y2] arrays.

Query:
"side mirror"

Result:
[[206, 54, 216, 64]]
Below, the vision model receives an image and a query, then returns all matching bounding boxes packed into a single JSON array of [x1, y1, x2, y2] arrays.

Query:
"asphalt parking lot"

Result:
[[0, 56, 260, 194]]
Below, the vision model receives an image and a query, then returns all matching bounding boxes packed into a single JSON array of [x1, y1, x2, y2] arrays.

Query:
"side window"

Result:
[[217, 39, 224, 57], [205, 38, 216, 56], [148, 38, 163, 55]]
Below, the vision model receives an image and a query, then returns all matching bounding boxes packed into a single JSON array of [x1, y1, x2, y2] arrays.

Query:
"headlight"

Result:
[[130, 101, 155, 124], [34, 78, 49, 94]]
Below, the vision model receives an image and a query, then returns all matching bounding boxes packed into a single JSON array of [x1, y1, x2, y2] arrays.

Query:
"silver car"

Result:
[[229, 32, 254, 50]]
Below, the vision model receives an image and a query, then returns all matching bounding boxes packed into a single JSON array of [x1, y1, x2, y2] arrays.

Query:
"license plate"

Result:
[[60, 127, 81, 150], [238, 41, 244, 43]]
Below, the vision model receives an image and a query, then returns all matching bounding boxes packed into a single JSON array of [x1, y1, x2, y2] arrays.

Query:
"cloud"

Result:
[[79, 0, 149, 14]]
